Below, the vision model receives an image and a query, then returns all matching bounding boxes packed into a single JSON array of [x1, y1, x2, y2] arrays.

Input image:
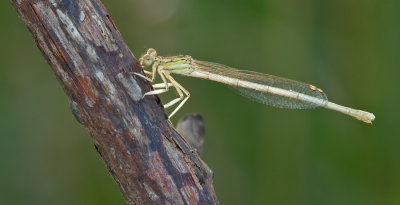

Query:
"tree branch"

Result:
[[177, 114, 205, 156], [9, 0, 218, 204]]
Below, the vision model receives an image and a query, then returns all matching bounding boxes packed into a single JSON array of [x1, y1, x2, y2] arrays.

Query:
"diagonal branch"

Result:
[[9, 0, 218, 204]]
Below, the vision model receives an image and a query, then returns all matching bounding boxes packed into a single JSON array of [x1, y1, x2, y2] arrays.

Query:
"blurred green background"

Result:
[[1, 0, 399, 204]]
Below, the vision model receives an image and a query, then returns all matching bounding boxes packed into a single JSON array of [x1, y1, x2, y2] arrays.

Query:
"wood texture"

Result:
[[177, 114, 205, 156], [9, 0, 218, 204]]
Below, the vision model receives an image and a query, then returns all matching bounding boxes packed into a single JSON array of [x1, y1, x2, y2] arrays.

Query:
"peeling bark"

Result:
[[9, 0, 218, 204]]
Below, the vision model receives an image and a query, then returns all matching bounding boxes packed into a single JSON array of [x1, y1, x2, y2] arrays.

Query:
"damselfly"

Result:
[[134, 48, 375, 124]]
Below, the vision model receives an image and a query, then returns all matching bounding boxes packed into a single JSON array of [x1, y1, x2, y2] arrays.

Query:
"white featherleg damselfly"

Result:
[[134, 48, 375, 124]]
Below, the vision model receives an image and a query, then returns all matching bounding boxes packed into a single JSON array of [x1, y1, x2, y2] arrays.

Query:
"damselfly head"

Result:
[[139, 48, 157, 67]]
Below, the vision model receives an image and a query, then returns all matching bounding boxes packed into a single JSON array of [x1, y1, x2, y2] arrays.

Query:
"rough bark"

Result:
[[177, 114, 205, 156], [9, 0, 217, 204]]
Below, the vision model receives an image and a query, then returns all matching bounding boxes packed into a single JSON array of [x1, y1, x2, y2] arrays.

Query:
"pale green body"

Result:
[[138, 48, 375, 123]]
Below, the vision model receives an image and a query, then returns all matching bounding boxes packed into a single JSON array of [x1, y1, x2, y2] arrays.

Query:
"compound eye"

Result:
[[140, 54, 154, 67], [147, 54, 154, 61], [147, 48, 157, 57]]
